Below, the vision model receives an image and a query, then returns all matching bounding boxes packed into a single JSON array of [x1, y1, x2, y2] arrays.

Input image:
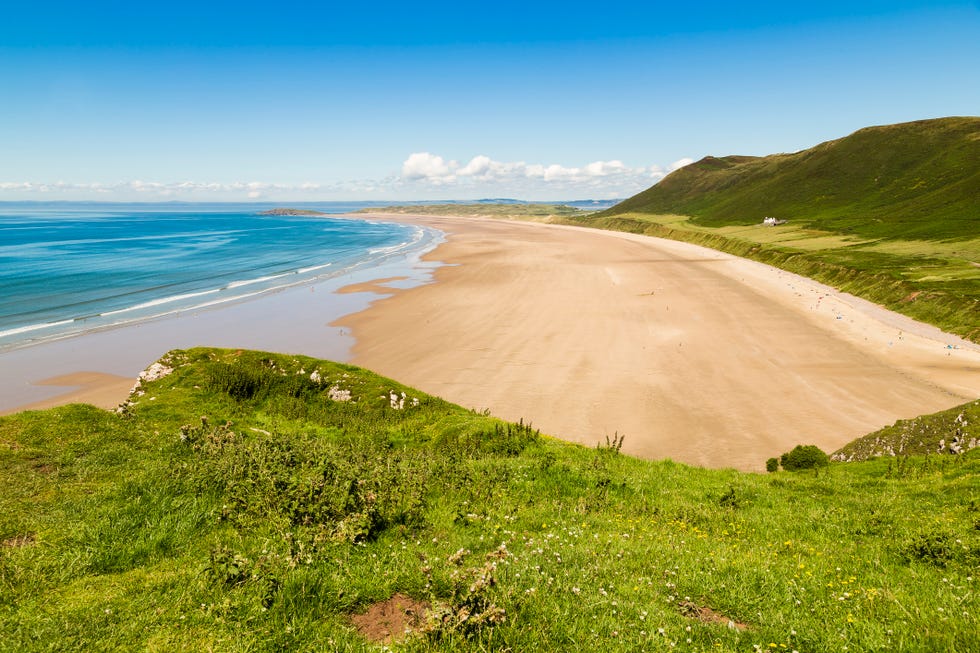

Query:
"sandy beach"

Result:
[[4, 213, 979, 471], [339, 214, 980, 471]]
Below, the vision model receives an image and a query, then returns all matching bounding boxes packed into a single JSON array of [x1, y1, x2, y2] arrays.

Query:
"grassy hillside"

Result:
[[606, 117, 979, 241], [2, 349, 979, 651], [834, 398, 980, 462], [576, 118, 980, 342]]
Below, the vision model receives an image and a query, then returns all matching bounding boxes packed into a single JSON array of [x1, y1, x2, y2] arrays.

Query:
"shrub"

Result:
[[766, 457, 779, 473], [901, 532, 958, 567], [780, 445, 830, 471]]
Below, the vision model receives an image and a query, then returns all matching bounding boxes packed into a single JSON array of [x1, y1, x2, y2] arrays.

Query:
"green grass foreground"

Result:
[[2, 348, 978, 652]]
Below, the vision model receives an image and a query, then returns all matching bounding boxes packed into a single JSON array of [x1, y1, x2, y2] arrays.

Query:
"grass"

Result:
[[834, 398, 980, 462], [605, 118, 980, 242], [2, 347, 978, 651]]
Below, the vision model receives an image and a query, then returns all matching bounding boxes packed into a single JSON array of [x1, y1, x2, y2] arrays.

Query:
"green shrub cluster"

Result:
[[176, 417, 431, 544], [767, 444, 830, 472]]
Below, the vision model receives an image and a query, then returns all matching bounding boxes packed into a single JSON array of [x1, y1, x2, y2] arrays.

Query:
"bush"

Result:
[[901, 532, 958, 567], [780, 445, 830, 471], [766, 457, 779, 473]]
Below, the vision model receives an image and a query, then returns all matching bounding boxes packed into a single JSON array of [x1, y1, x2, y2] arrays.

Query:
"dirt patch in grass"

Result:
[[2, 533, 36, 548], [32, 461, 55, 475], [350, 593, 430, 644], [900, 291, 923, 302], [678, 600, 749, 631]]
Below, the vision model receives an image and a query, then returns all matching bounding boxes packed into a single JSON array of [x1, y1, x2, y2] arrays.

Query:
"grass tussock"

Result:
[[1, 348, 979, 651]]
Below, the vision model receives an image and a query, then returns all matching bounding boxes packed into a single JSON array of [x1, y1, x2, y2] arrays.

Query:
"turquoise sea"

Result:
[[0, 203, 439, 351]]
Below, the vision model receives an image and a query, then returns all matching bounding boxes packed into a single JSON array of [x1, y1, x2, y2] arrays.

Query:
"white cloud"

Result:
[[583, 160, 627, 177], [0, 179, 338, 199], [669, 157, 695, 171], [401, 152, 455, 181], [396, 152, 692, 196], [456, 154, 492, 178]]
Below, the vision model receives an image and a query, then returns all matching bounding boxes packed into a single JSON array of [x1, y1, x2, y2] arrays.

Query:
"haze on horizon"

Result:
[[1, 1, 978, 202]]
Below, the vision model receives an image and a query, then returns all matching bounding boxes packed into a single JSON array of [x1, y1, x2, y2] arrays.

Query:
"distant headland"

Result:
[[258, 208, 329, 216]]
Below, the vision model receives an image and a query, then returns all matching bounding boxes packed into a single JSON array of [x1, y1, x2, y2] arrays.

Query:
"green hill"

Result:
[[574, 118, 980, 341], [606, 117, 980, 241], [2, 349, 978, 651]]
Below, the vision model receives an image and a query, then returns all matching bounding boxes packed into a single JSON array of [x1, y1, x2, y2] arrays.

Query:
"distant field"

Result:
[[360, 203, 591, 222]]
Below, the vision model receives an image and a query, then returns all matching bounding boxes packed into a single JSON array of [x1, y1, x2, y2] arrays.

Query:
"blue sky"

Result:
[[1, 1, 978, 201]]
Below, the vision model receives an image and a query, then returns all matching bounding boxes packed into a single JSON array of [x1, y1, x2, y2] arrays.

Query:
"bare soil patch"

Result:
[[678, 600, 749, 631], [2, 533, 36, 548], [350, 593, 430, 644], [31, 461, 55, 475]]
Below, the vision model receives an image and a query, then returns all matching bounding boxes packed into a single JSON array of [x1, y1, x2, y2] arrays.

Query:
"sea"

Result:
[[0, 202, 442, 352]]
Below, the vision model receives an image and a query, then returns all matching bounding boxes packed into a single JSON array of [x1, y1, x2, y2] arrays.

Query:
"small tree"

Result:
[[765, 457, 779, 473]]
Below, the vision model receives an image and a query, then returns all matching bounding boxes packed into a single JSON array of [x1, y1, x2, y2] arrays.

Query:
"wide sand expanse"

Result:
[[341, 214, 980, 471]]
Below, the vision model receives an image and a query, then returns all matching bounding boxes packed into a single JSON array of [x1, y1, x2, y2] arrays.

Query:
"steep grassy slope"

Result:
[[2, 349, 978, 652], [834, 398, 980, 462], [605, 117, 979, 241]]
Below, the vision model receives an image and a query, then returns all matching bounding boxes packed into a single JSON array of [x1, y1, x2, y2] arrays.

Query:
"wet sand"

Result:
[[0, 372, 136, 415], [0, 249, 439, 414]]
